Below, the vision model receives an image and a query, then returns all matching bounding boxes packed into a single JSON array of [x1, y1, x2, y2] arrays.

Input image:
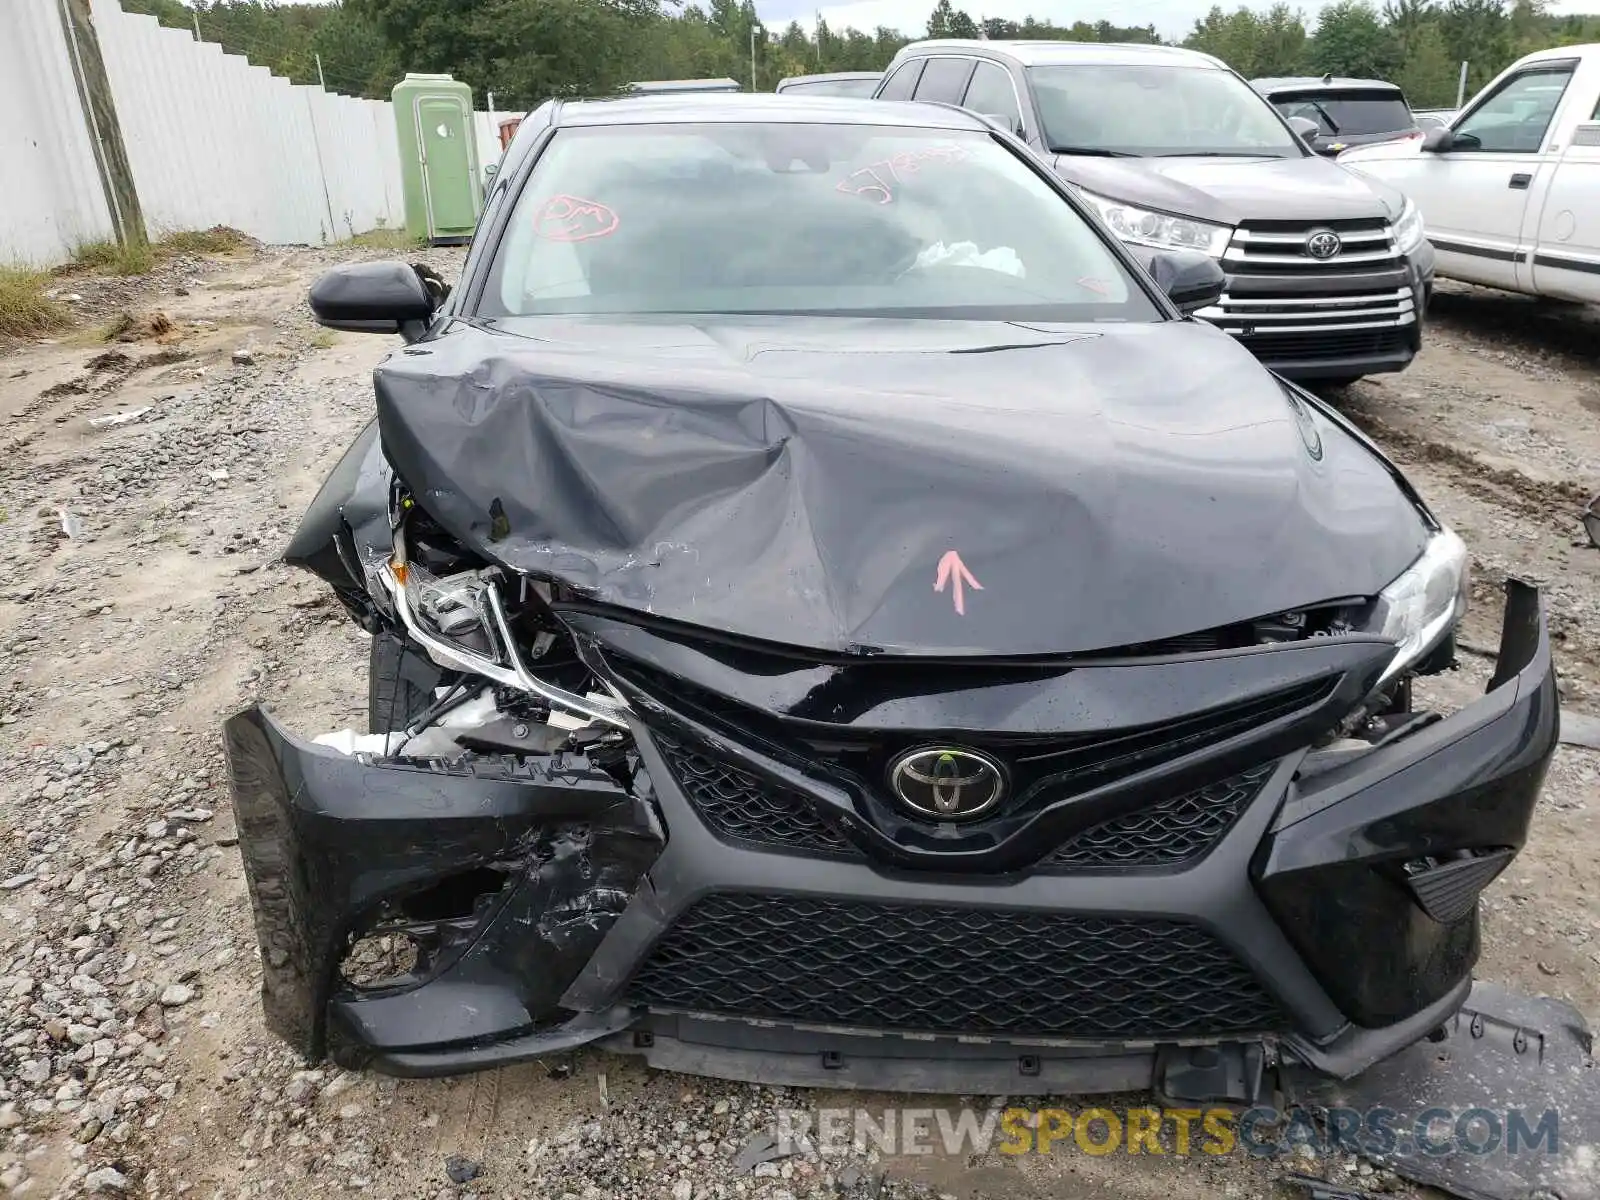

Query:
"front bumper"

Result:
[[223, 582, 1556, 1095]]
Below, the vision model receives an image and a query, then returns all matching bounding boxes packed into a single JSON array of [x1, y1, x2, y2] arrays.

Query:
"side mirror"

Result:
[[1422, 125, 1456, 152], [1287, 116, 1320, 142], [1147, 250, 1225, 315], [978, 111, 1025, 138], [309, 261, 437, 341]]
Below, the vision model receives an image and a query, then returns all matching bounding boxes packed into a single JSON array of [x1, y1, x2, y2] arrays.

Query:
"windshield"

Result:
[[1273, 91, 1413, 136], [479, 123, 1159, 322], [1028, 64, 1302, 157], [780, 77, 880, 96]]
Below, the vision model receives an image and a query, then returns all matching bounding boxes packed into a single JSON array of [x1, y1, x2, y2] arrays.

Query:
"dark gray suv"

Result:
[[875, 40, 1436, 385]]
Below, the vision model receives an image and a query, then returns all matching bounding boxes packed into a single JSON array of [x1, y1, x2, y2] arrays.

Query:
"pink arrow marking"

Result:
[[933, 550, 983, 616]]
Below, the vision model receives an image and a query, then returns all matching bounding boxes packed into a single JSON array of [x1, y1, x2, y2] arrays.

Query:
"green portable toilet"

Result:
[[392, 73, 482, 245]]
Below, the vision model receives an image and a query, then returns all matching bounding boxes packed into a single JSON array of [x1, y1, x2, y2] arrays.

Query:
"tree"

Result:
[[1255, 4, 1311, 75], [1308, 1, 1402, 78], [1439, 0, 1511, 94], [947, 8, 980, 37], [927, 0, 956, 36], [1392, 20, 1459, 104]]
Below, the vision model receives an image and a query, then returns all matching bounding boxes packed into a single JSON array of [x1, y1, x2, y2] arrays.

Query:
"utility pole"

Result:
[[192, 7, 200, 40], [315, 52, 326, 90], [1456, 60, 1469, 108], [750, 25, 757, 91], [816, 10, 822, 66]]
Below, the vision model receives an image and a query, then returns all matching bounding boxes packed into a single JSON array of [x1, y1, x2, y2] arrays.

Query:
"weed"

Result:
[[345, 227, 425, 252], [68, 239, 155, 276], [310, 330, 337, 349], [156, 226, 253, 256], [0, 268, 73, 339]]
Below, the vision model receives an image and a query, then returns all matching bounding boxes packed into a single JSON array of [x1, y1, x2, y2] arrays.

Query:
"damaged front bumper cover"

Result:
[[222, 582, 1562, 1098]]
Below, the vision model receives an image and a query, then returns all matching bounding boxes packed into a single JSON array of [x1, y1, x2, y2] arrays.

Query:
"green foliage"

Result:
[[1308, 2, 1402, 78], [0, 268, 73, 339], [69, 239, 155, 276], [119, 0, 1600, 115]]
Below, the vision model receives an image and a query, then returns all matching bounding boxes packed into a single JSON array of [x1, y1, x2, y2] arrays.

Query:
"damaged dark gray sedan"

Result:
[[224, 94, 1560, 1101]]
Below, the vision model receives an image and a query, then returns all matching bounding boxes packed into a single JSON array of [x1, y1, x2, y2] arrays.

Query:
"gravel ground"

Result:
[[0, 249, 1596, 1200]]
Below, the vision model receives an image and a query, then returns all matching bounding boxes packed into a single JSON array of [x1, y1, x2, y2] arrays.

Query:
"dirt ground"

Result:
[[0, 248, 1596, 1200]]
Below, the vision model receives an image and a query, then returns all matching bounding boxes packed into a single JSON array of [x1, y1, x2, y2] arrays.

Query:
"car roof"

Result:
[[1252, 76, 1404, 94], [776, 71, 882, 87], [894, 39, 1228, 69], [551, 93, 991, 129]]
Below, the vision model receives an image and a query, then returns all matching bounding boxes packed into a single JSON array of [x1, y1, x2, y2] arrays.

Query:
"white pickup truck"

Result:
[[1338, 44, 1600, 303]]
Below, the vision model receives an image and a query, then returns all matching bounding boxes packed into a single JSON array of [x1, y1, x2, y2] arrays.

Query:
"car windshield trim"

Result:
[[472, 121, 1166, 325], [1028, 63, 1303, 158]]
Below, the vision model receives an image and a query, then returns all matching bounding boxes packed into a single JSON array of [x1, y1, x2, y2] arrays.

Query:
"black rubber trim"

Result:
[[1533, 252, 1600, 276], [1429, 239, 1521, 263]]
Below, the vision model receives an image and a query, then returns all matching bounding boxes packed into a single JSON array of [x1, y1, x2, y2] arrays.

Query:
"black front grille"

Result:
[[1043, 763, 1277, 870], [1241, 326, 1412, 362], [628, 894, 1286, 1039], [653, 734, 859, 857]]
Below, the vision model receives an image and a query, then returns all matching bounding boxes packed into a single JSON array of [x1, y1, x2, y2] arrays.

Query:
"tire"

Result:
[[368, 630, 447, 733], [1319, 376, 1364, 390]]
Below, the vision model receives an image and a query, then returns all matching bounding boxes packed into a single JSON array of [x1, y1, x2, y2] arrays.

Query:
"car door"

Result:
[[1409, 61, 1578, 290], [1530, 67, 1600, 301]]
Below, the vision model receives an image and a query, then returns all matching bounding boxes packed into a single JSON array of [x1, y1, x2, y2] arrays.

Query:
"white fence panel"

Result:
[[6, 0, 492, 266], [1, 0, 117, 265]]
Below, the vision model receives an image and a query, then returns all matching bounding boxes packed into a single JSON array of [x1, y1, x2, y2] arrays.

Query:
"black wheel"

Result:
[[368, 630, 448, 733]]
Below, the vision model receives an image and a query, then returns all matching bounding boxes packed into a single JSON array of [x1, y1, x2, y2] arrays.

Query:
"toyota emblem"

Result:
[[888, 747, 1007, 820], [1305, 229, 1342, 259]]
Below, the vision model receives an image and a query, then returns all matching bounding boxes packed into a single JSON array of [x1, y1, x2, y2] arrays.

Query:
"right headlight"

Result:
[[1359, 527, 1470, 687], [1393, 198, 1426, 255], [1074, 188, 1233, 258]]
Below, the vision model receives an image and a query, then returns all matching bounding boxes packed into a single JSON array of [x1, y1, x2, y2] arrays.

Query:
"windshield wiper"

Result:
[[1305, 101, 1340, 134], [1048, 146, 1139, 157]]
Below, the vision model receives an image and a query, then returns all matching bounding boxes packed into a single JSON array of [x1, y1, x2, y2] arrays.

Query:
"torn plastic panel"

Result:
[[221, 706, 663, 1062], [372, 317, 1430, 656], [1256, 580, 1558, 1030], [1285, 982, 1599, 1200], [282, 419, 394, 630]]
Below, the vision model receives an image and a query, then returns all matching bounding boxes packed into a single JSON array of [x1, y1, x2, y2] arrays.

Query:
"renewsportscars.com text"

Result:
[[773, 1106, 1561, 1159]]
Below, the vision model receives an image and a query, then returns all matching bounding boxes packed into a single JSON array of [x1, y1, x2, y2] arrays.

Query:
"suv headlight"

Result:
[[1360, 528, 1470, 686], [1393, 198, 1426, 254], [1075, 188, 1233, 257]]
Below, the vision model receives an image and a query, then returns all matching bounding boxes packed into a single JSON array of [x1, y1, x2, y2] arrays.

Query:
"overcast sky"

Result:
[[761, 0, 1595, 40]]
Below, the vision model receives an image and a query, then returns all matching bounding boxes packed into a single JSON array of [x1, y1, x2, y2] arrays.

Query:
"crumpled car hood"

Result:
[[373, 315, 1427, 656]]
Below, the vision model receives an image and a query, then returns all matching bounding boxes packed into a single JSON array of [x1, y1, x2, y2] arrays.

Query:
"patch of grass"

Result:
[[310, 329, 338, 349], [156, 225, 252, 256], [0, 267, 73, 339], [345, 227, 425, 252], [68, 239, 156, 276]]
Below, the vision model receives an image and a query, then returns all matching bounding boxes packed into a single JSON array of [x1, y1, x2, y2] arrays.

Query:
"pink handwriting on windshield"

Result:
[[534, 194, 620, 241], [834, 144, 971, 204]]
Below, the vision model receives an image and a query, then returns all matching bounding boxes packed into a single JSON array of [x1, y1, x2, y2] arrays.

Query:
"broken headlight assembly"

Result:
[[1359, 527, 1470, 687], [378, 509, 630, 733]]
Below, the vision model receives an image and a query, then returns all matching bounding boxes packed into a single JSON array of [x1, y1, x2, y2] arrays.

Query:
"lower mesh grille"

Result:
[[1042, 764, 1277, 870], [653, 734, 858, 857], [1239, 326, 1412, 362], [628, 894, 1286, 1039]]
